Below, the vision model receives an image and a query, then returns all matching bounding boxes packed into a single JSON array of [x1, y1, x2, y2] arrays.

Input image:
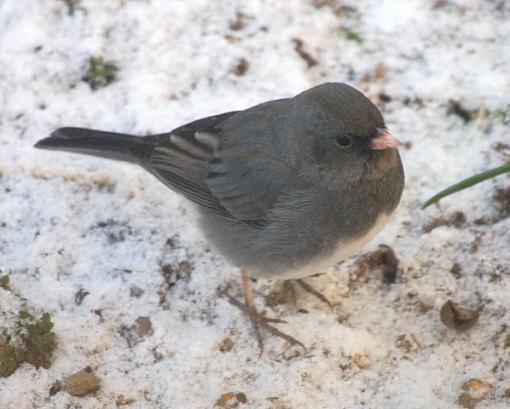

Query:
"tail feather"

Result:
[[35, 127, 154, 164]]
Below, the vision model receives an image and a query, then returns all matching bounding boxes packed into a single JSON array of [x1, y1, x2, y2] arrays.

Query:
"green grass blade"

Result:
[[421, 162, 510, 209]]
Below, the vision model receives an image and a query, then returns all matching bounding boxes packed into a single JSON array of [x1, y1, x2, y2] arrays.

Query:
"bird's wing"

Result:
[[147, 112, 238, 220], [203, 99, 298, 222], [147, 101, 298, 225]]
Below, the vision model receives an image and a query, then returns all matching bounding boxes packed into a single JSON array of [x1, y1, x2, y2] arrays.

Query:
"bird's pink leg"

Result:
[[220, 269, 305, 354]]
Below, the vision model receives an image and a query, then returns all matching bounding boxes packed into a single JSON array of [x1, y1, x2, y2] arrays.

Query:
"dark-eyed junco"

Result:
[[36, 83, 404, 351]]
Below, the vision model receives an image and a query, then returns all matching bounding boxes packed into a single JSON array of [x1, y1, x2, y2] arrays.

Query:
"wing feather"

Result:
[[145, 112, 237, 219], [144, 101, 298, 225]]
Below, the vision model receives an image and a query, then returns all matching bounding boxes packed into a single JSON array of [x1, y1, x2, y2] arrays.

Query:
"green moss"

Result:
[[0, 275, 10, 291], [0, 279, 58, 376], [0, 343, 25, 377], [19, 310, 33, 320], [22, 313, 56, 369], [84, 56, 118, 90], [345, 29, 363, 44], [490, 106, 510, 122], [0, 312, 57, 375]]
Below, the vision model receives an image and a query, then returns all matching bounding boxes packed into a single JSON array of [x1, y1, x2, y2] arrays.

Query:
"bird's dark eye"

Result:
[[336, 134, 352, 148]]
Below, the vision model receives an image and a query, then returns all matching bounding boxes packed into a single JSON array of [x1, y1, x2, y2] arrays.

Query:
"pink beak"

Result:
[[370, 128, 402, 150]]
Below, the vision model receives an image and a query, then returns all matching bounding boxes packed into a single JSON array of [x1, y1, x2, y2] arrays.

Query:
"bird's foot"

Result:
[[294, 279, 333, 309], [267, 279, 333, 310], [220, 288, 306, 354]]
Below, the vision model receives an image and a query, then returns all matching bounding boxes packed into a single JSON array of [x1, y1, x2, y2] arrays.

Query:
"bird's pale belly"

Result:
[[254, 211, 394, 280]]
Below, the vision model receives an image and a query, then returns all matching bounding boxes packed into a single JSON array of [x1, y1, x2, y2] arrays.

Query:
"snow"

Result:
[[1, 0, 509, 408]]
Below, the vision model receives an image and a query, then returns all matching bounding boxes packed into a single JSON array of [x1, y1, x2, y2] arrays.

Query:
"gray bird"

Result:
[[36, 82, 404, 351]]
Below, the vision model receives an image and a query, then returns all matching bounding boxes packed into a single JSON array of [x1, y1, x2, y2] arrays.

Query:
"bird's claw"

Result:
[[220, 288, 306, 354]]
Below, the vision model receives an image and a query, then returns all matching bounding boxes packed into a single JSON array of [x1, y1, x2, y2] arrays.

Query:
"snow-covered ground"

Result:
[[1, 1, 509, 408]]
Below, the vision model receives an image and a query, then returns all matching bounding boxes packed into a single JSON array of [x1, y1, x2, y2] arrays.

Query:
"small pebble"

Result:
[[352, 353, 371, 369], [368, 244, 399, 283], [450, 263, 462, 278], [178, 260, 193, 274], [219, 337, 234, 352], [134, 316, 153, 337], [232, 58, 249, 76], [215, 391, 247, 407], [64, 369, 101, 397], [236, 393, 247, 404], [396, 333, 419, 353], [129, 286, 144, 298], [461, 378, 492, 401], [440, 300, 478, 331], [458, 392, 475, 409]]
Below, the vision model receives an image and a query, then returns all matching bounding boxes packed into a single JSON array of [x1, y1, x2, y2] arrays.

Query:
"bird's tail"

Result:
[[35, 127, 154, 164]]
